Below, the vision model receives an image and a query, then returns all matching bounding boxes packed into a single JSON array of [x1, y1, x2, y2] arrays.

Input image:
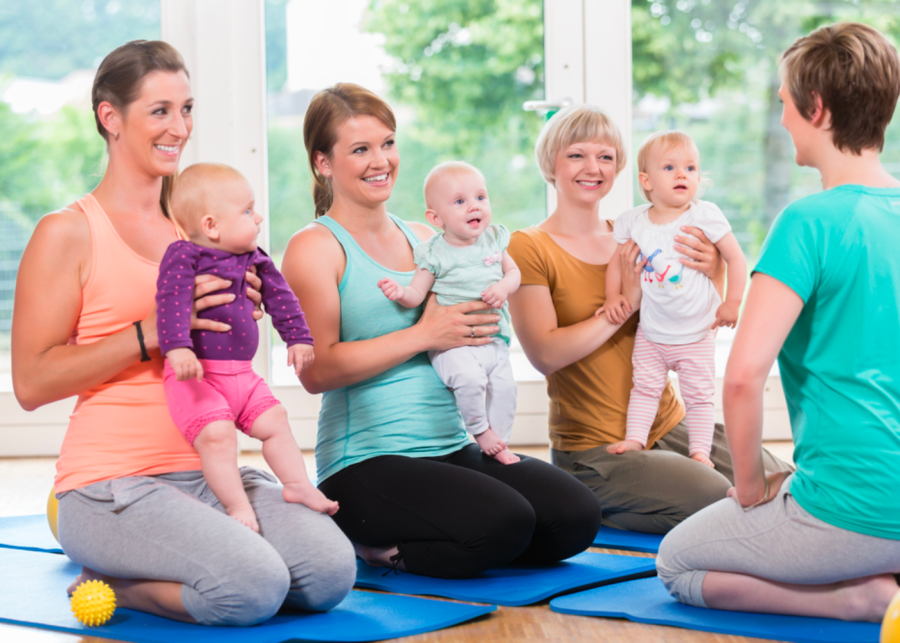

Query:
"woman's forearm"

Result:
[[300, 324, 425, 394], [14, 325, 145, 410], [526, 313, 626, 376], [722, 371, 767, 502]]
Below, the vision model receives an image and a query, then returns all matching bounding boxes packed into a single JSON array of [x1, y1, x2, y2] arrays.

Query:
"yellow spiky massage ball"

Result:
[[70, 580, 116, 627], [882, 589, 900, 643]]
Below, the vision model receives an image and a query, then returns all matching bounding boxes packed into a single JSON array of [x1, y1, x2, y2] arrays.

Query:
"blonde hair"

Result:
[[534, 105, 627, 185], [92, 40, 189, 218], [636, 130, 700, 202], [780, 22, 900, 154], [170, 163, 246, 239], [423, 161, 485, 210], [303, 83, 397, 217]]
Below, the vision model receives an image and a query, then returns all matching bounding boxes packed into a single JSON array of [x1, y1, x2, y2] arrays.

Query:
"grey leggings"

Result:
[[657, 474, 900, 607], [552, 421, 793, 534], [57, 467, 356, 626]]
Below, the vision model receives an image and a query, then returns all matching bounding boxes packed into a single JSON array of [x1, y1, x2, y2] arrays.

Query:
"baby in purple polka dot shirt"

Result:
[[156, 163, 338, 532]]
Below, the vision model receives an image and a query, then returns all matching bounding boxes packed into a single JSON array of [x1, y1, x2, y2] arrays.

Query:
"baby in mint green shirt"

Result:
[[378, 162, 522, 464]]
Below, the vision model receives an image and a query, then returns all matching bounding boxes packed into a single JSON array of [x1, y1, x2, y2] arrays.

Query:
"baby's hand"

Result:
[[287, 343, 315, 376], [167, 347, 203, 382], [378, 277, 404, 301], [713, 301, 740, 329], [605, 439, 644, 455], [601, 293, 631, 325], [481, 282, 509, 309]]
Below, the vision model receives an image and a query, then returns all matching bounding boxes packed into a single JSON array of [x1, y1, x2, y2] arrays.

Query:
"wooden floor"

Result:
[[0, 444, 796, 643]]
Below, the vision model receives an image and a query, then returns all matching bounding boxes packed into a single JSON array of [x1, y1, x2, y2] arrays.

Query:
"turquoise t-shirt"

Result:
[[313, 215, 471, 483], [413, 224, 512, 344], [754, 184, 900, 539]]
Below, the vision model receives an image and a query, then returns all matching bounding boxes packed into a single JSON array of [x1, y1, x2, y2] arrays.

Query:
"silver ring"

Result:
[[470, 327, 476, 338]]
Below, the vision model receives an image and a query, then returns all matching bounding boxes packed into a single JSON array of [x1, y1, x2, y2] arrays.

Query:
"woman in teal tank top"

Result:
[[281, 83, 601, 579]]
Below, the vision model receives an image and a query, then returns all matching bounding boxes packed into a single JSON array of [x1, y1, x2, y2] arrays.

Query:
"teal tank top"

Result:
[[314, 214, 471, 482]]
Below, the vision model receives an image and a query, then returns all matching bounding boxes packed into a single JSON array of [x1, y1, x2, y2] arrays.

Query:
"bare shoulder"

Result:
[[282, 221, 344, 281], [407, 221, 436, 243], [27, 202, 90, 262]]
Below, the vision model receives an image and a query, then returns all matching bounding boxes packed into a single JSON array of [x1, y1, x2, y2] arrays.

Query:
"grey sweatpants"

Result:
[[552, 421, 793, 534], [657, 473, 900, 607], [57, 467, 356, 626]]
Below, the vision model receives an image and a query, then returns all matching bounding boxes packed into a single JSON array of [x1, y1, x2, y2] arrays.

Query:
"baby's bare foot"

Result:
[[283, 482, 339, 516], [475, 428, 507, 456], [493, 449, 520, 465], [691, 453, 715, 468], [226, 502, 260, 532]]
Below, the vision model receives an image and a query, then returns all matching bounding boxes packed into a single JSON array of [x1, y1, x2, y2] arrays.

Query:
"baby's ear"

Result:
[[200, 214, 219, 241], [424, 209, 442, 228]]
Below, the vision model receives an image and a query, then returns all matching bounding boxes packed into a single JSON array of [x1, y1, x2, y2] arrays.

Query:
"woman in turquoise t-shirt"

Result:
[[656, 23, 900, 621], [281, 83, 602, 579]]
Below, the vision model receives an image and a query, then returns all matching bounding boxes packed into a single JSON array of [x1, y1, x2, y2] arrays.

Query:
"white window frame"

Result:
[[0, 0, 788, 456]]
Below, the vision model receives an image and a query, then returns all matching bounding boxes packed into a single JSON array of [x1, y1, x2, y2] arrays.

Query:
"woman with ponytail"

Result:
[[11, 41, 355, 626], [281, 83, 601, 579]]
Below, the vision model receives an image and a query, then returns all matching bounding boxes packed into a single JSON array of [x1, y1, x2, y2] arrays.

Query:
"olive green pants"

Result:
[[552, 421, 793, 534]]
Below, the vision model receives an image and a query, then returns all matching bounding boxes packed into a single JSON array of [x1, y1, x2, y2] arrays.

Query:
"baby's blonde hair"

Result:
[[170, 163, 247, 238], [423, 161, 485, 211], [636, 130, 704, 202]]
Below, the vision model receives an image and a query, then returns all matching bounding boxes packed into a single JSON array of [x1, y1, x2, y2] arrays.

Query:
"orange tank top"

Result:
[[55, 194, 202, 492]]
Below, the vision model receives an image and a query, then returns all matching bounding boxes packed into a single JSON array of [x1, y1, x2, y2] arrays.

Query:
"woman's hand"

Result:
[[727, 470, 791, 509], [414, 294, 500, 352], [675, 226, 725, 295], [190, 268, 263, 332]]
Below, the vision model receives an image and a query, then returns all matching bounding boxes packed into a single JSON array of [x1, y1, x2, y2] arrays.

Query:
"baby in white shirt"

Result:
[[601, 130, 747, 467]]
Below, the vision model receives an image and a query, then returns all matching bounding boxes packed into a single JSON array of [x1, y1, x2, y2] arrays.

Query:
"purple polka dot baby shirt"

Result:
[[155, 240, 312, 360]]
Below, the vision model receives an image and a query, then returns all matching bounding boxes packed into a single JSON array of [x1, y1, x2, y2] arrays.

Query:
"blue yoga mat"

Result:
[[550, 576, 880, 643], [0, 514, 63, 554], [355, 551, 657, 606], [0, 547, 495, 643], [592, 526, 663, 554]]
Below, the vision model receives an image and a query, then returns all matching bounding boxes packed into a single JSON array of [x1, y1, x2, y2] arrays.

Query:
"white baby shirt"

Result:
[[613, 199, 732, 345]]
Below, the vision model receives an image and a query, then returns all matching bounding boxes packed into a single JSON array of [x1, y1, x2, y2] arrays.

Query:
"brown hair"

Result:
[[303, 83, 397, 217], [780, 22, 900, 154], [92, 40, 190, 216]]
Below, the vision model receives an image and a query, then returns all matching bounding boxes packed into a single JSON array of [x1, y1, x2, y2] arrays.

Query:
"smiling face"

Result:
[[204, 175, 262, 254], [425, 168, 491, 246], [111, 70, 193, 180], [638, 140, 700, 210], [315, 114, 399, 211], [552, 140, 617, 208]]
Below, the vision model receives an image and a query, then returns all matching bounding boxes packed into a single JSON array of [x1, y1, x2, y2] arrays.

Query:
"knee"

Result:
[[191, 551, 291, 626], [196, 423, 237, 451], [655, 523, 708, 607], [289, 531, 357, 612]]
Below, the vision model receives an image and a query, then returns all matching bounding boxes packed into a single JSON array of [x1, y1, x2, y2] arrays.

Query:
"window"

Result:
[[264, 0, 546, 384], [0, 0, 161, 390]]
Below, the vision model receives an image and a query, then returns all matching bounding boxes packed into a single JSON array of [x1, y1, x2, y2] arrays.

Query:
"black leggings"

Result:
[[319, 444, 602, 579]]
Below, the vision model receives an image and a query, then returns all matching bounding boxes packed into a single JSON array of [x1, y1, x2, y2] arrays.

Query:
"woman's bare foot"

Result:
[[283, 482, 339, 516], [226, 501, 260, 532], [67, 567, 194, 622], [606, 439, 644, 455], [493, 449, 520, 465], [691, 452, 715, 468], [475, 428, 507, 456], [353, 542, 406, 572]]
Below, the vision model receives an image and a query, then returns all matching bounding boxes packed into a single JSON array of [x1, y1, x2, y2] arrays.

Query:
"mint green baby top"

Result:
[[413, 224, 512, 344], [313, 215, 471, 483], [754, 185, 900, 540]]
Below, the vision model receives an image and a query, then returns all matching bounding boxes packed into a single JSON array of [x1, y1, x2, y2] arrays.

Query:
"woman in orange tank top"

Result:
[[11, 40, 354, 626]]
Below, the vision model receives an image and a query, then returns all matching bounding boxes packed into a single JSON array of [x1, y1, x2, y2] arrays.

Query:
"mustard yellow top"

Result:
[[509, 226, 683, 452]]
